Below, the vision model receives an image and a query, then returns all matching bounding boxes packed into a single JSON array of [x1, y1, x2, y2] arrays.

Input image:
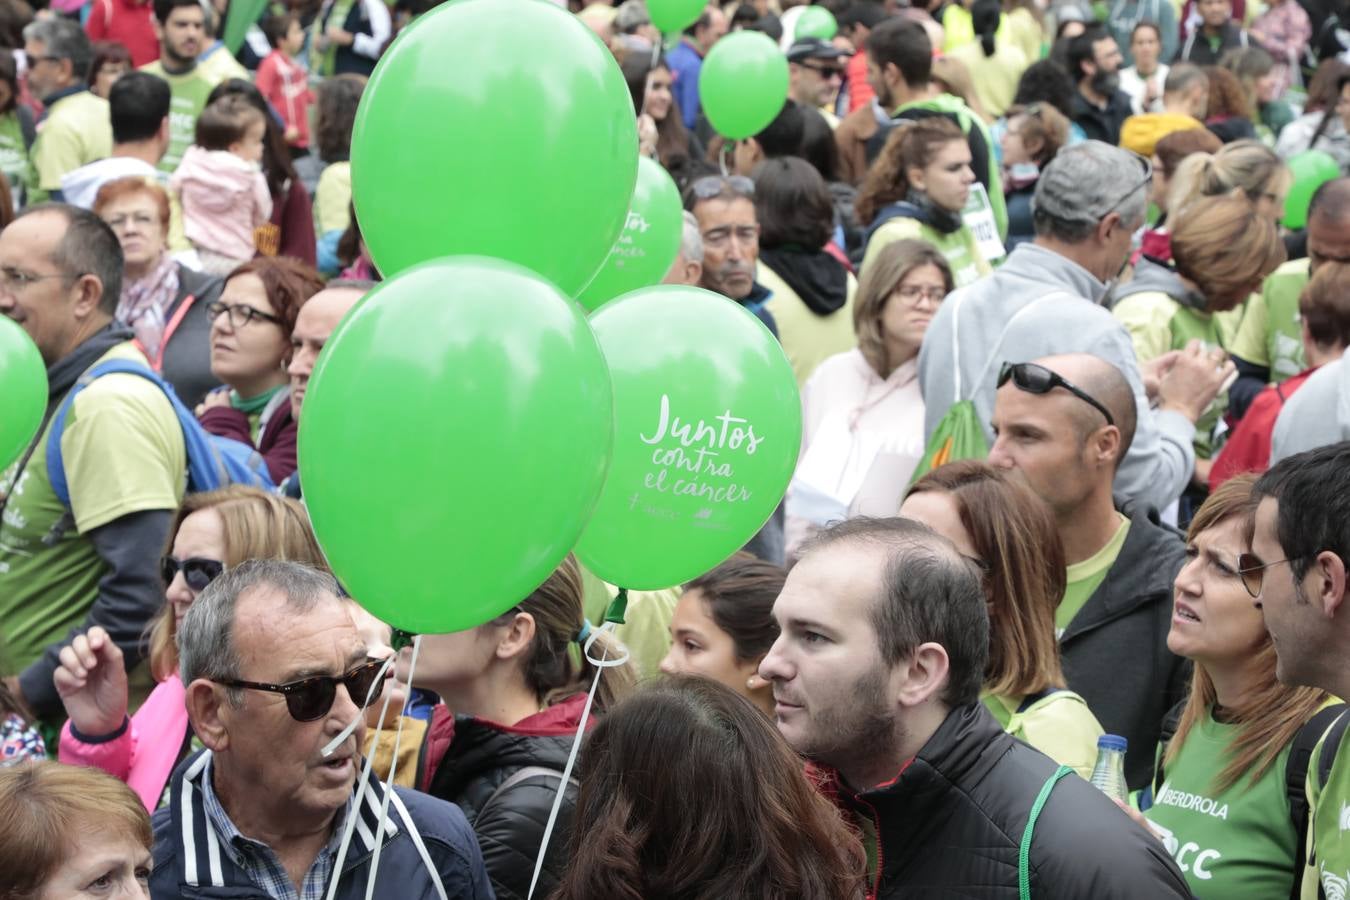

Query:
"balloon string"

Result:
[[364, 634, 423, 900], [323, 654, 395, 758], [719, 141, 732, 176], [525, 621, 631, 899]]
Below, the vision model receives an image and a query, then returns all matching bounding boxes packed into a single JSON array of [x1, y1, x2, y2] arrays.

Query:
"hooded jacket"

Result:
[[1271, 348, 1350, 462], [756, 253, 857, 387], [816, 702, 1192, 899], [59, 155, 160, 210], [1061, 501, 1191, 789], [418, 694, 588, 900], [170, 145, 274, 261], [917, 242, 1198, 514]]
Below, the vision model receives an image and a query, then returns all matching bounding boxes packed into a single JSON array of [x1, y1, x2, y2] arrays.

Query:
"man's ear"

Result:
[[1092, 424, 1122, 470], [185, 679, 232, 751], [894, 642, 950, 709], [1096, 210, 1122, 245], [70, 274, 107, 324], [1314, 551, 1349, 620]]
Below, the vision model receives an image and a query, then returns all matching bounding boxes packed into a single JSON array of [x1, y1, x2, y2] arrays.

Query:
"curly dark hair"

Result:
[[854, 117, 966, 225]]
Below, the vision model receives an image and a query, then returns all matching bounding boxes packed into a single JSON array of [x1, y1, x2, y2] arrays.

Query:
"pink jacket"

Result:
[[170, 145, 273, 262], [58, 675, 188, 811]]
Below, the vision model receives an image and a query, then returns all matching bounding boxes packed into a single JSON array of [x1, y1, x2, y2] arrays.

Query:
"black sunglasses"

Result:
[[998, 362, 1115, 427], [1237, 553, 1302, 599], [217, 659, 389, 722], [161, 556, 225, 592]]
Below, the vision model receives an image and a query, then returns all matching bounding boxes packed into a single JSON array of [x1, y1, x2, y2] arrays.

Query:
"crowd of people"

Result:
[[3, 0, 1350, 897]]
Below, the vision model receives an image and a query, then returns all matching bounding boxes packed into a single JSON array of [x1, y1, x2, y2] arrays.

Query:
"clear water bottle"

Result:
[[1089, 734, 1129, 802]]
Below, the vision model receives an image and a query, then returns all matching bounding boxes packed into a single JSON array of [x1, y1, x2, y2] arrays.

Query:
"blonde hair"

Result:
[[1165, 475, 1331, 793], [852, 238, 953, 376], [1170, 194, 1286, 311], [1167, 139, 1290, 218], [147, 486, 326, 680], [0, 761, 151, 898]]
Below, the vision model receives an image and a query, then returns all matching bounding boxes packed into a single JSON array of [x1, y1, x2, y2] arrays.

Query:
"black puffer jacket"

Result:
[[417, 694, 586, 900], [818, 702, 1192, 899]]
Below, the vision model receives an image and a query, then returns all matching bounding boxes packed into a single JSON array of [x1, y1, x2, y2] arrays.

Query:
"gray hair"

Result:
[[1164, 62, 1208, 96], [679, 210, 704, 265], [22, 18, 92, 78], [178, 560, 343, 702], [615, 0, 650, 32], [1032, 141, 1150, 243]]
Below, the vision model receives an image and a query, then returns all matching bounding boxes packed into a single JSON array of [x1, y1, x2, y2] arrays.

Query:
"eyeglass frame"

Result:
[[688, 175, 755, 203], [997, 361, 1116, 428], [206, 300, 285, 329], [893, 283, 947, 305], [0, 264, 81, 293], [1237, 553, 1304, 599], [215, 658, 390, 722], [1099, 152, 1153, 221]]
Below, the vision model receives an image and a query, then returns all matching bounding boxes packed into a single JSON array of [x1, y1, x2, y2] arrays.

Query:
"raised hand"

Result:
[[53, 626, 129, 738]]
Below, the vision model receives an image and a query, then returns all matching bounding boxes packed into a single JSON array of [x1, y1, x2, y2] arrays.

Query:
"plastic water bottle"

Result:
[[1089, 734, 1129, 802]]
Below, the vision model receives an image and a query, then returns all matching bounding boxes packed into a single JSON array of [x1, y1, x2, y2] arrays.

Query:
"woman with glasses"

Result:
[[197, 256, 323, 484], [54, 486, 324, 810], [900, 460, 1105, 778], [1000, 102, 1070, 250], [785, 239, 952, 560], [1141, 474, 1337, 899], [93, 176, 226, 410], [408, 553, 638, 900], [855, 117, 990, 288], [1112, 194, 1285, 480]]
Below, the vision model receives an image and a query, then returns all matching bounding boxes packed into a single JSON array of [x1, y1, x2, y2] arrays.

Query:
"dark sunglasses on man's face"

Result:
[[160, 556, 224, 593], [998, 361, 1115, 428], [217, 659, 389, 722]]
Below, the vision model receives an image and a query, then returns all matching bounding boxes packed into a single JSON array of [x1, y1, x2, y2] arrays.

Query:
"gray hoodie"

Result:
[[1270, 349, 1350, 463], [918, 242, 1197, 513]]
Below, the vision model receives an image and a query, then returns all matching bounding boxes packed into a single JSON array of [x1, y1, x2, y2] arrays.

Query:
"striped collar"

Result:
[[175, 749, 400, 890]]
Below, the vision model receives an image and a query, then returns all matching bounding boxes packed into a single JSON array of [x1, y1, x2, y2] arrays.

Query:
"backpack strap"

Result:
[[477, 765, 578, 825], [1019, 765, 1074, 900], [1295, 706, 1350, 899], [1151, 698, 1187, 800]]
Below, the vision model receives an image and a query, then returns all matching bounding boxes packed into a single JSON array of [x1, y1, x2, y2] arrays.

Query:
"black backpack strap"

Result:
[[1016, 687, 1066, 714], [1288, 704, 1349, 900], [1152, 699, 1188, 799]]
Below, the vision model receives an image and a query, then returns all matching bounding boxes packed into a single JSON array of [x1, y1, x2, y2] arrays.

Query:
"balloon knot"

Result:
[[604, 588, 629, 626], [391, 629, 415, 651]]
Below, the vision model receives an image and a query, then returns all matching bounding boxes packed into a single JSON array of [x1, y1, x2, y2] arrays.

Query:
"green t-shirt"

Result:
[[1230, 258, 1310, 382], [0, 343, 185, 678], [140, 61, 223, 174], [29, 90, 112, 198], [1145, 708, 1299, 899], [1307, 714, 1350, 900], [861, 217, 991, 289], [1059, 513, 1130, 635]]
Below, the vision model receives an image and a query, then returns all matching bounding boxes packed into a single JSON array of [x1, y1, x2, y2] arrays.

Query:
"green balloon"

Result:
[[795, 6, 838, 40], [0, 316, 46, 471], [648, 0, 706, 33], [576, 157, 683, 312], [350, 0, 638, 296], [1282, 150, 1341, 231], [699, 30, 791, 141], [575, 286, 801, 589], [298, 257, 615, 634]]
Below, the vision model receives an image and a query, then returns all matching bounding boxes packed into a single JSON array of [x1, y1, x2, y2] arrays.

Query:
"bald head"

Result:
[[1309, 178, 1350, 226], [1033, 354, 1137, 466], [288, 285, 367, 419]]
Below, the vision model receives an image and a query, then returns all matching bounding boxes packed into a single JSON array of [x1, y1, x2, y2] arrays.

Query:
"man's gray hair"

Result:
[[615, 0, 651, 32], [1032, 141, 1150, 243], [679, 210, 704, 265], [178, 560, 343, 700], [22, 18, 93, 77]]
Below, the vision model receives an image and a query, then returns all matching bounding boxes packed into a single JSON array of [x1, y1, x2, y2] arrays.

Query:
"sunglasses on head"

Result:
[[998, 362, 1115, 427], [217, 658, 389, 722], [689, 174, 755, 201], [161, 556, 224, 593]]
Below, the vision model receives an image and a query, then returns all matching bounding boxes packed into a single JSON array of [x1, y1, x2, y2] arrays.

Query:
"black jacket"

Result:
[[821, 703, 1192, 899], [419, 695, 585, 900], [1072, 89, 1135, 145], [1180, 22, 1254, 66], [1061, 502, 1192, 790], [158, 265, 224, 410]]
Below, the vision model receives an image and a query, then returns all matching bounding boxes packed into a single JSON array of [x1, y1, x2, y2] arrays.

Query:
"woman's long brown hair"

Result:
[[1165, 475, 1331, 793]]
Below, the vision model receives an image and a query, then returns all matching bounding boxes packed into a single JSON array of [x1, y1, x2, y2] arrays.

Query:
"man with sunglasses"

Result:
[[1247, 442, 1350, 900], [990, 354, 1192, 789], [919, 141, 1231, 516], [0, 205, 187, 725], [787, 37, 850, 127], [155, 559, 492, 898]]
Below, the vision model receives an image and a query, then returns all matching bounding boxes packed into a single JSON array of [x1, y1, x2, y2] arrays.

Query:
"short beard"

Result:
[[1090, 69, 1119, 98], [797, 666, 901, 785]]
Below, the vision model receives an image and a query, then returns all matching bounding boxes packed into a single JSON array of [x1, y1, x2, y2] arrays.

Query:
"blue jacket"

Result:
[[150, 750, 495, 899], [667, 39, 703, 130]]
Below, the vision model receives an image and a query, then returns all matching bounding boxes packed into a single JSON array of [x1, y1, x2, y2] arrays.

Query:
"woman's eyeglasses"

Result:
[[216, 659, 390, 722], [998, 361, 1115, 427], [160, 556, 225, 593], [206, 301, 284, 329]]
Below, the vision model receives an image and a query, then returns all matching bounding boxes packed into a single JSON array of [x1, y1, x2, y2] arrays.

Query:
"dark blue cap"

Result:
[[1097, 734, 1128, 752]]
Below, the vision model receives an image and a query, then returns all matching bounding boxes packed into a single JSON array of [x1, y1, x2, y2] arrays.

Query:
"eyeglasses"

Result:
[[895, 284, 946, 305], [206, 300, 284, 329], [689, 175, 755, 202], [160, 555, 224, 593], [217, 659, 389, 722], [105, 212, 159, 230], [998, 361, 1116, 427], [1100, 152, 1153, 220], [800, 62, 844, 78], [1237, 554, 1303, 599], [0, 265, 70, 292]]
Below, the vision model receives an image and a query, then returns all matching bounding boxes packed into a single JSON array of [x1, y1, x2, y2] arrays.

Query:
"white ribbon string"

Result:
[[323, 654, 395, 758], [525, 622, 631, 899], [364, 633, 423, 900]]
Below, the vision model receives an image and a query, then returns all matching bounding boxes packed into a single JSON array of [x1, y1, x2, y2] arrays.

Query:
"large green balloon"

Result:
[[699, 30, 791, 141], [648, 0, 706, 32], [0, 316, 46, 471], [576, 157, 683, 312], [795, 6, 838, 40], [298, 257, 615, 634], [350, 0, 638, 295], [575, 286, 801, 589], [1283, 150, 1340, 231]]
